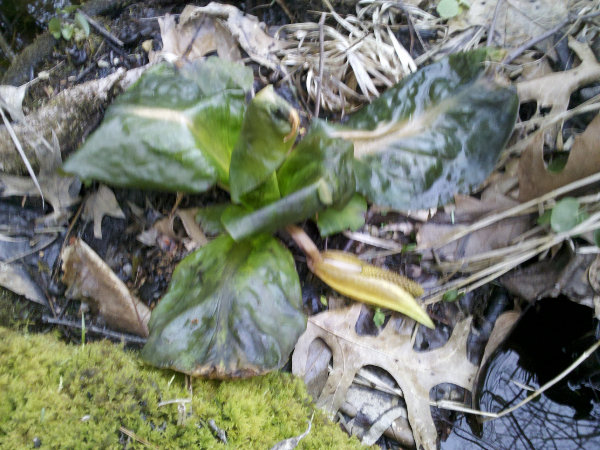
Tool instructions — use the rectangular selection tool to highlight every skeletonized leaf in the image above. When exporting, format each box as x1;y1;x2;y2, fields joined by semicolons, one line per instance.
141;234;306;378
63;58;253;192
334;50;518;210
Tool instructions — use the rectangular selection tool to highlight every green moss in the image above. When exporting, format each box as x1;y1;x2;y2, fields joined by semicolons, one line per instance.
0;327;364;449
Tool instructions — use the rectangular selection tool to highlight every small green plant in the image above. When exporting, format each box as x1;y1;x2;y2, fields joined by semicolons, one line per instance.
49;7;89;42
538;197;588;233
373;308;385;327
437;0;470;19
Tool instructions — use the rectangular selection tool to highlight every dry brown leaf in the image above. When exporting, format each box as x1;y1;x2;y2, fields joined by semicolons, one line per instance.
292;303;477;449
417;195;530;262
518;113;600;200
501;250;596;308
176;3;285;72
0;83;27;122
450;0;566;52
479;310;520;370
61;238;150;337
0;261;47;305
0;132;80;225
82;185;125;239
157;5;241;62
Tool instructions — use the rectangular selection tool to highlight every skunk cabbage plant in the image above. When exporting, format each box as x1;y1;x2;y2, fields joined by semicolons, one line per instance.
63;53;517;378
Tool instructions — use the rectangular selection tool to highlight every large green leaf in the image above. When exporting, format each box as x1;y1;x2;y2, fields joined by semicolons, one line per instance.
229;86;297;203
222;122;355;241
141;234;306;378
62;58;253;192
334;50;518;210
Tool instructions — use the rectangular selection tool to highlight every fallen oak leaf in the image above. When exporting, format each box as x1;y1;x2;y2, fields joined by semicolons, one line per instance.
61;238;150;337
292;303;477;449
518;113;600;201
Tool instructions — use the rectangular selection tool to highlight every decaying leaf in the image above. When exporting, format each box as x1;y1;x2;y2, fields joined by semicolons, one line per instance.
0;262;47;305
501;250;597;308
141;234;306;379
61;238;150;337
334;50;518;210
450;0;566;52
63;58;253;192
0;132;80;225
519;113;600;201
174;3;286;72
417;195;531;264
82;185;125;239
293;303;477;448
158;5;241;62
0;83;27;122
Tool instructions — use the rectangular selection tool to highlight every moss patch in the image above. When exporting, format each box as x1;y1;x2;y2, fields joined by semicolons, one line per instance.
0;327;363;449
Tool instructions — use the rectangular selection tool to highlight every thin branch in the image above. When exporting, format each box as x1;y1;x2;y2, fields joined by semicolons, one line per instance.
487;0;504;47
427;171;600;250
76;9;124;47
0;107;44;206
42;315;147;344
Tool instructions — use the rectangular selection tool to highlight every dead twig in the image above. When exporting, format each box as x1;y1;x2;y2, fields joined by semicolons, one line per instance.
118;426;159;449
42;315;148;344
76;9;124;47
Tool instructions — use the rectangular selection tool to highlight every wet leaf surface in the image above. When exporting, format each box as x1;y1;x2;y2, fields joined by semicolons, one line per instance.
142;234;306;378
63;58;253;192
335;50;518;210
222;122;355;241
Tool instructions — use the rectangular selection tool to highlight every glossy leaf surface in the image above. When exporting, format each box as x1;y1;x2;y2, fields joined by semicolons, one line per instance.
336;50;518;210
63;58;253;192
222;122;355;241
141;234;306;378
229;86;298;203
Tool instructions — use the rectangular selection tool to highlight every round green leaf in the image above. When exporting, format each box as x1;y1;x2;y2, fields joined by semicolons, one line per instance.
141;234;306;378
550;197;581;232
437;0;460;19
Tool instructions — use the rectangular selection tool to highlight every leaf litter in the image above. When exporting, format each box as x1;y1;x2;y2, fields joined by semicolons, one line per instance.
3;1;600;449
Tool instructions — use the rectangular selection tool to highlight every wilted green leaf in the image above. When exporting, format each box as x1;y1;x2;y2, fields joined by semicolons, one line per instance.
49;17;62;39
222;122;355;241
229;86;297;203
74;12;90;37
63;58;253;192
141;234;306;378
335;50;518;210
317;193;367;237
550;197;581;232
